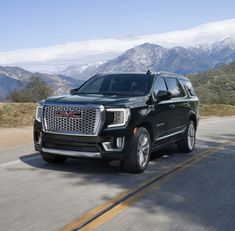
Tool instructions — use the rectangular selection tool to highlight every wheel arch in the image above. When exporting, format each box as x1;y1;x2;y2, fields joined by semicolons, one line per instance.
136;121;154;144
188;111;197;130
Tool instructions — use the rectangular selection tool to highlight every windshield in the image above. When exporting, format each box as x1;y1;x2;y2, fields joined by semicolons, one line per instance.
77;74;154;96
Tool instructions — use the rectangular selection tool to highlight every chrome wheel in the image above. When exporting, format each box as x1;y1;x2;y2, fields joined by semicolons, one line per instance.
137;133;150;168
187;123;195;150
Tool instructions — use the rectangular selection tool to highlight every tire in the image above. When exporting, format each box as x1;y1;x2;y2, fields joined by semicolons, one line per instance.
40;152;67;164
178;120;196;153
121;127;151;173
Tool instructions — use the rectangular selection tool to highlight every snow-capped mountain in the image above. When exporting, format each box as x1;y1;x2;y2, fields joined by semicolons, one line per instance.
1;18;235;71
70;36;235;79
0;66;32;81
1;36;235;101
59;64;91;78
0;67;83;100
59;62;103;79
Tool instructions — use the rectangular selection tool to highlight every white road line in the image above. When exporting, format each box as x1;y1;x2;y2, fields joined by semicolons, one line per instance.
0;156;40;167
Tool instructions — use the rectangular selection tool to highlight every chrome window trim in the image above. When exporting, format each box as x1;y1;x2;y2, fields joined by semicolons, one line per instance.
157;97;198;105
42;104;105;136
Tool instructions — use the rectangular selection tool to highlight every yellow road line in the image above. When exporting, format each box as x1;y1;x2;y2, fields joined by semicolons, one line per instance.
60;140;234;231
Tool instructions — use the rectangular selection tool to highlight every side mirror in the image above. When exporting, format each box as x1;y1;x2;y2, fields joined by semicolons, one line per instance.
155;90;172;102
70;88;78;95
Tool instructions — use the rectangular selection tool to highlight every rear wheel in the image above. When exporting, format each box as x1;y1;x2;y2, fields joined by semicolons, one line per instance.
121;127;151;173
40;152;67;164
178;120;196;153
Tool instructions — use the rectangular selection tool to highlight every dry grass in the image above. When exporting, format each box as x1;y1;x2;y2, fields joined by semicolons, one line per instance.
0;103;235;128
200;104;235;117
0;103;36;128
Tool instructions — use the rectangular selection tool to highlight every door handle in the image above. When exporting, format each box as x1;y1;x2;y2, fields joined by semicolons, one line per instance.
169;104;175;109
184;103;190;108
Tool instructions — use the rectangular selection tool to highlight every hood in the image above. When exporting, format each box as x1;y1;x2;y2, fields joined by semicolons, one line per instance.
44;94;147;108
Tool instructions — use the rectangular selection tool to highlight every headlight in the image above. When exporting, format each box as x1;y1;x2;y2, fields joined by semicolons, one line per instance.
35;104;43;122
106;108;130;127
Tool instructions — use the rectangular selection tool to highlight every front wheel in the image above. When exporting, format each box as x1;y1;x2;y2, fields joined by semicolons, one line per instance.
121;127;151;173
40;152;67;164
178;120;196;153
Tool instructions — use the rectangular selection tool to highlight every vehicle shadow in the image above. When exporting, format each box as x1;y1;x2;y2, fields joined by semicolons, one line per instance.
19;145;177;175
19;134;235;176
18;136;234;186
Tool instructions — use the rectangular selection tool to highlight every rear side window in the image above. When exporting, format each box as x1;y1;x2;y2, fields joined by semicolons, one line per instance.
165;77;185;98
180;80;197;96
153;77;167;93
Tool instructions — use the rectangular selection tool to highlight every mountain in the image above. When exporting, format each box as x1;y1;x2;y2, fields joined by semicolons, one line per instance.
0;75;25;100
1;19;234;70
188;61;235;105
96;37;235;75
61;36;235;81
59;64;91;78
59;62;103;80
0;66;33;81
1;36;235;102
0;66;83;101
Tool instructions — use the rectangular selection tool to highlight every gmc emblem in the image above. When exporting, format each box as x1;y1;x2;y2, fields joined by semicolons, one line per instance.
55;110;81;118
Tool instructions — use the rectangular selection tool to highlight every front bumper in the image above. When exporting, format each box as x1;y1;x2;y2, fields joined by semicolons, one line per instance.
34;120;133;160
41;147;101;158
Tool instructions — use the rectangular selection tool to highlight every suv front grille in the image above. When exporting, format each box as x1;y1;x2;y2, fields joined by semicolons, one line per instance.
43;105;102;136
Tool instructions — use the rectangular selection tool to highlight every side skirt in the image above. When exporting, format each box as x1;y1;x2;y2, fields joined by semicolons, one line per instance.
151;136;182;152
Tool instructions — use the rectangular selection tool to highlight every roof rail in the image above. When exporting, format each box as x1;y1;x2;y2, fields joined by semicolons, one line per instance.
157;71;184;77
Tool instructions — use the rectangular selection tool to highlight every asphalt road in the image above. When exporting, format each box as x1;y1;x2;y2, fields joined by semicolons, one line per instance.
0;117;235;231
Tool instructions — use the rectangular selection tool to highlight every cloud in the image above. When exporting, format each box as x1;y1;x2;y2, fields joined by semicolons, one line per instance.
0;18;235;71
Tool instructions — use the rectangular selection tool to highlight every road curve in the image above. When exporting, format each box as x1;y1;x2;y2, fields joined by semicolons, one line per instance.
0;116;235;231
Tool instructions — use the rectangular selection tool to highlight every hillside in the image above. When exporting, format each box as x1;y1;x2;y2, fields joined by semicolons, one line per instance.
188;61;235;105
0;66;83;100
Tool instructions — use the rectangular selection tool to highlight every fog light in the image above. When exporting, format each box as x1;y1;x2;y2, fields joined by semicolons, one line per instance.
102;137;125;151
116;137;123;149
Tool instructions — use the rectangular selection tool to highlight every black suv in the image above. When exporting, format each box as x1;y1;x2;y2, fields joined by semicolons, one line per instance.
34;71;199;173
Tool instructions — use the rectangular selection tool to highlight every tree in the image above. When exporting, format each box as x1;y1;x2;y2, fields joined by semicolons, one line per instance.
8;77;53;102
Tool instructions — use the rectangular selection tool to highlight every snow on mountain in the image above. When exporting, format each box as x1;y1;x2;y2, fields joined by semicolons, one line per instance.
0;66;83;100
58;62;103;79
59;64;91;77
0;18;235;71
1;35;235;101
89;36;235;76
0;66;32;81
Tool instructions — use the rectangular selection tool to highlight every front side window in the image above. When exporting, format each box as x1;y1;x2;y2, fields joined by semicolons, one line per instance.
77;74;154;96
165;77;185;98
153;77;168;94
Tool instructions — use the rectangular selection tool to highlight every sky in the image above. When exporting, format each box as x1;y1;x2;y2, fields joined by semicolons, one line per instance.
0;0;235;71
1;0;235;51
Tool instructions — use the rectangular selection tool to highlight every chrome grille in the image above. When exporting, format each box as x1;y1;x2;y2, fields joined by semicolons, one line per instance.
43;105;102;135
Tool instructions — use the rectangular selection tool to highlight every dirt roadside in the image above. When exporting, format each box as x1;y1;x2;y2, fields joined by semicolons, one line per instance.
0;126;33;151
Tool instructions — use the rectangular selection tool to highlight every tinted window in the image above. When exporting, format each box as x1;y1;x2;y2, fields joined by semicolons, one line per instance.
165;78;185;98
77;74;154;96
180;80;197;96
153;77;167;93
